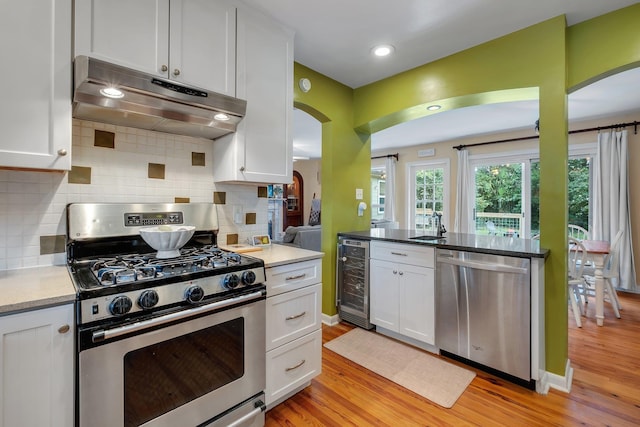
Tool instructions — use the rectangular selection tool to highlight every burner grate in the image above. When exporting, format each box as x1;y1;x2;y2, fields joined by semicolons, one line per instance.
88;245;246;286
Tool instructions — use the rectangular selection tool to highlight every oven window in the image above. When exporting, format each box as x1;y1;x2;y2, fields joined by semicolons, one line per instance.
124;317;244;426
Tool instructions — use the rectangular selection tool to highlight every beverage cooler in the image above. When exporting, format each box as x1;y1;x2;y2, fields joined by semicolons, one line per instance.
336;238;373;329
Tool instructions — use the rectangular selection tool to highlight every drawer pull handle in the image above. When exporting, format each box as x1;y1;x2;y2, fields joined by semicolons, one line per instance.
58;324;70;334
285;273;306;281
285;359;306;372
286;311;307;320
391;252;408;256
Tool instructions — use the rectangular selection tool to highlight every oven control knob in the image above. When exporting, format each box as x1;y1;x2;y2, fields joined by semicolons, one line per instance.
109;295;133;316
223;273;240;289
185;285;205;303
138;290;159;309
242;270;257;285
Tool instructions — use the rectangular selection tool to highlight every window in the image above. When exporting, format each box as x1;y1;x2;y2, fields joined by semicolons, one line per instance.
371;167;386;220
408;160;449;232
466;144;595;238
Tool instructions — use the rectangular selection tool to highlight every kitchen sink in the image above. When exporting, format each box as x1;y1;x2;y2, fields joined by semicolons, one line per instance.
409;235;446;242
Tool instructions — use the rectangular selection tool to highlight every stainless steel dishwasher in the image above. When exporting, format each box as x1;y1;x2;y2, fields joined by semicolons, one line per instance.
436;249;532;386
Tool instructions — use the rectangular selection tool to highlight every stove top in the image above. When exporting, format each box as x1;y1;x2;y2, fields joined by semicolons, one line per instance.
74;245;254;290
66;203;266;325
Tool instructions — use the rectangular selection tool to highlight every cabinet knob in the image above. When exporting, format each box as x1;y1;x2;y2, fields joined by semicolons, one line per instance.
399;271;404;276
58;324;70;334
393;270;397;274
161;64;168;72
173;68;181;76
239;166;246;172
57;148;68;156
341;257;347;262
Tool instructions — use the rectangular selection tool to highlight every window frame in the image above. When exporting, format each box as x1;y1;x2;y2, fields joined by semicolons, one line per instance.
406;158;450;232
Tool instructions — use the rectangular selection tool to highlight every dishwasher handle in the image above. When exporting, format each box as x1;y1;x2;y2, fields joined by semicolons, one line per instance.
437;254;528;275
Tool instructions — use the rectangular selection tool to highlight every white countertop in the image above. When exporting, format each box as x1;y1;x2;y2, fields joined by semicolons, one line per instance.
0;245;323;315
0;266;76;315
239;244;324;267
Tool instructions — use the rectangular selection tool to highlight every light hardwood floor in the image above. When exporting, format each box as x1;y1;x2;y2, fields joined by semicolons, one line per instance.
266;292;640;426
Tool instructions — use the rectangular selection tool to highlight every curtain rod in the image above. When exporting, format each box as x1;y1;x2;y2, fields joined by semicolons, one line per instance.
453;120;639;151
371;153;399;160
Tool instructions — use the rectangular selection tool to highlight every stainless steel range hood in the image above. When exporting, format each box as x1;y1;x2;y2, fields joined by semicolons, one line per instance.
73;56;246;140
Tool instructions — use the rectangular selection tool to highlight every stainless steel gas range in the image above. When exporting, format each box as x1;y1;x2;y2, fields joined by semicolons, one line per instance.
66;203;266;427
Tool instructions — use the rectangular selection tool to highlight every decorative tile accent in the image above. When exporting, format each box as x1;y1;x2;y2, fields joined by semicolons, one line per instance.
94;130;115;148
227;234;239;245
213;192;226;204
245;213;257;224
68;166;92;184
148;163;165;179
40;235;66;255
174;197;190;203
192;152;206;166
257;186;268;198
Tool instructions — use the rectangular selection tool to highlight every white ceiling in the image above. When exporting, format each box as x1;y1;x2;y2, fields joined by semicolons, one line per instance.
239;0;640;159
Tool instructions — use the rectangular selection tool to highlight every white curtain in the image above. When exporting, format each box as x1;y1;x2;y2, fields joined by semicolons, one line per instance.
383;155;396;223
454;148;471;233
593;129;637;291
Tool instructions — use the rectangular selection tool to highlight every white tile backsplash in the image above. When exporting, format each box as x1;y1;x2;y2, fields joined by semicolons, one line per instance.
0;119;268;270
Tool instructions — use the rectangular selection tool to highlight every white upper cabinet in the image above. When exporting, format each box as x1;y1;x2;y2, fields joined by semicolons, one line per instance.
213;5;293;184
0;0;72;170
75;0;236;96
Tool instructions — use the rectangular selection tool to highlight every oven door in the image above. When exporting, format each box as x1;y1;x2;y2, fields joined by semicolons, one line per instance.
78;292;266;427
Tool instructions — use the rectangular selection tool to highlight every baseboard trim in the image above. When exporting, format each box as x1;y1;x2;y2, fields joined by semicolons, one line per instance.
537;359;573;394
322;313;340;326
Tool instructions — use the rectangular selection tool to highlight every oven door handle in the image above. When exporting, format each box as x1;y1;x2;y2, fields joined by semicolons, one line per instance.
92;290;265;343
226;400;266;427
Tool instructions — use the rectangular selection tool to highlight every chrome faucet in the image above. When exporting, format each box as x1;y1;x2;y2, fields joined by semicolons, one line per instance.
431;211;447;237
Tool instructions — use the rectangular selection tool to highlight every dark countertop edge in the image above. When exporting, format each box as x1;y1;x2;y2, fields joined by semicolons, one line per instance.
338;231;549;259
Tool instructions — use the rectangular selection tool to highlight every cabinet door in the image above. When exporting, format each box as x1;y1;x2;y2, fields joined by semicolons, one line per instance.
266;283;321;351
265;329;321;407
213;7;293;184
169;0;236;95
0;304;74;426
399;264;435;344
75;0;169;77
0;0;71;170
369;259;399;331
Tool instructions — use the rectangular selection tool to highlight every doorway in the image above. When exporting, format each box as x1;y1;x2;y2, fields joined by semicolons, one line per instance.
284;171;304;228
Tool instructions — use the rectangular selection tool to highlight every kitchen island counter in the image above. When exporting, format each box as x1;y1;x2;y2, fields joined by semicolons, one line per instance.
0;266;75;314
338;229;548;259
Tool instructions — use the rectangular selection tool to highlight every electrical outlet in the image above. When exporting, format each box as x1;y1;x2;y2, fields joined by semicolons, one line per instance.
356;188;363;199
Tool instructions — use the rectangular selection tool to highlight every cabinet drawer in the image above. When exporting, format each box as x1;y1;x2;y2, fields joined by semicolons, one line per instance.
370;241;434;268
265;329;322;406
266;259;322;296
266;283;322;351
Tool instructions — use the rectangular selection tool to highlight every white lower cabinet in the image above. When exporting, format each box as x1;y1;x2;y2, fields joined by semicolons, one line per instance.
266;329;322;406
265;258;322;407
0;304;74;427
370;241;435;345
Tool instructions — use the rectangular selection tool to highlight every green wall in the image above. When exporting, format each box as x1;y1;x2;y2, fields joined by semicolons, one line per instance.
294;3;640;377
293;64;371;316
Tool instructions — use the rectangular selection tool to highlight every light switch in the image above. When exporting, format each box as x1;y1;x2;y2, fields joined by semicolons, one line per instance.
356;188;363;200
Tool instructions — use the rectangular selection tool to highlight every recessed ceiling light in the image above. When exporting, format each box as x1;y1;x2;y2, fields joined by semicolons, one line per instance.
427;105;441;111
100;87;124;99
214;113;230;121
371;44;395;57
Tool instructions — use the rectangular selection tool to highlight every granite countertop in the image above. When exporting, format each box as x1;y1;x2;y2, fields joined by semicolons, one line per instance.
246;244;324;267
338;229;548;259
0;266;76;315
